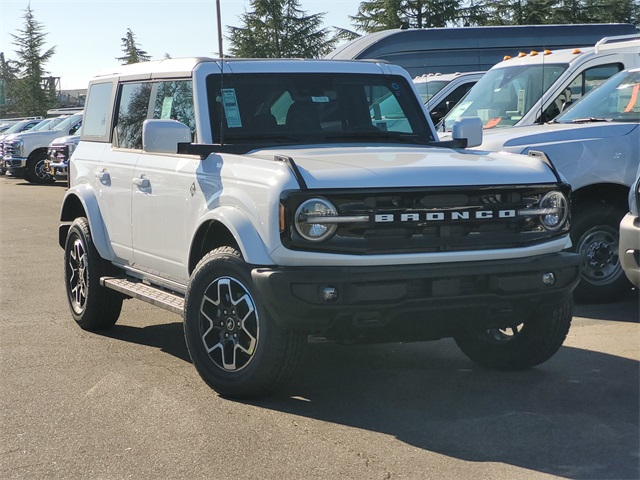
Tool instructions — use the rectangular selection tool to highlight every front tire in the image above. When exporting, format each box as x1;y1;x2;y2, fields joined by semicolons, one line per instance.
64;217;123;330
26;154;55;184
184;247;306;399
571;204;630;303
454;300;572;370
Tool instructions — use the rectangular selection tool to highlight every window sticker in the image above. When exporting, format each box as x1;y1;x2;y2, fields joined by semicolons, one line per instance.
222;88;242;128
161;97;174;118
312;96;329;103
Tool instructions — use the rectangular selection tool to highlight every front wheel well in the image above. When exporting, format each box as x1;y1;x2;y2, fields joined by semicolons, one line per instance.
58;194;87;248
572;183;629;214
28;147;48;161
188;221;239;275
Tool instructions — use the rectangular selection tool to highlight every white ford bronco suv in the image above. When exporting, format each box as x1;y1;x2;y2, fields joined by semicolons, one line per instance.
59;58;580;398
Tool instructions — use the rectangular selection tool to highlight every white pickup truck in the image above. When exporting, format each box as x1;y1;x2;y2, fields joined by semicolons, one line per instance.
440;34;640;133
59;57;580;398
3;112;82;183
477;67;640;302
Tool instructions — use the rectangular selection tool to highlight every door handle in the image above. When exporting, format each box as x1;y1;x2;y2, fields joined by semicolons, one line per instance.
133;176;150;189
95;169;110;185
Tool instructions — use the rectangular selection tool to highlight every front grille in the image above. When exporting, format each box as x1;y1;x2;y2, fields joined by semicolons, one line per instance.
48;146;69;163
281;185;571;254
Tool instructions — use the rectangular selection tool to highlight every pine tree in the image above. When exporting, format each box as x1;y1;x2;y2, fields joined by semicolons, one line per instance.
349;0;471;31
10;5;56;116
0;52;19;113
227;0;337;58
116;28;151;64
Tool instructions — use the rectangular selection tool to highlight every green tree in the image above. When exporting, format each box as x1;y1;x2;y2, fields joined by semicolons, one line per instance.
0;52;20;113
227;0;337;58
349;0;490;31
116;28;151;64
480;0;639;25
584;0;640;25
10;5;56;116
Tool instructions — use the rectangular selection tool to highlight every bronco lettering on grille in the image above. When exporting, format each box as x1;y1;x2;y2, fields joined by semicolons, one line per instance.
374;210;517;222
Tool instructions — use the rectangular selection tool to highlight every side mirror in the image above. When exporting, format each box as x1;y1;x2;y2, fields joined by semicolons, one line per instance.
452;116;483;148
142;119;192;154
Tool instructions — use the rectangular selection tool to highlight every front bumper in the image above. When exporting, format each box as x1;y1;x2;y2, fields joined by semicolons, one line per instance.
619;213;640;288
3;156;27;169
252;252;581;341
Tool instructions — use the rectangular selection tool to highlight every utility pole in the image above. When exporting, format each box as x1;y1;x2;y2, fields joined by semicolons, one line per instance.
216;0;224;58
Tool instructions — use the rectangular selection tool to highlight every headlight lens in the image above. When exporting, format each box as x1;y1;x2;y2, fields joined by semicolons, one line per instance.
294;198;338;242
538;191;569;231
14;139;24;156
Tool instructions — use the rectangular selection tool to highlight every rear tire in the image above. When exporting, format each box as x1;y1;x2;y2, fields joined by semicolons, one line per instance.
184;246;306;399
64;217;123;330
454;300;572;370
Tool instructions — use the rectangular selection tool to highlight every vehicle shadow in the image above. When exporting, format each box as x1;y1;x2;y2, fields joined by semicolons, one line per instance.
574;290;639;323
268;340;639;480
98;322;192;363
98;319;639;480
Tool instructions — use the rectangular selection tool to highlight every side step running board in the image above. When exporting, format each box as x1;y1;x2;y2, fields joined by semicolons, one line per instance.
101;276;185;315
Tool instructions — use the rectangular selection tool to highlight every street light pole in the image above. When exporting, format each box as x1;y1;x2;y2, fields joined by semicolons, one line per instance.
216;0;224;58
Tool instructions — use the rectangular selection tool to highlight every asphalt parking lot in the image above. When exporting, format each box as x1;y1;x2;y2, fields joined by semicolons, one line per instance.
1;175;638;480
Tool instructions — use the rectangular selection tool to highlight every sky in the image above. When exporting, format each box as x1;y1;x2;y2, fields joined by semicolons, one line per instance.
0;0;364;90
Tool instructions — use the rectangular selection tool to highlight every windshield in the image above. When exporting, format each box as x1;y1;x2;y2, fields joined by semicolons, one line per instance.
54;114;82;131
4;119;36;134
207;73;433;145
413;80;450;103
33;118;63;131
443;63;568;130
556;70;640;123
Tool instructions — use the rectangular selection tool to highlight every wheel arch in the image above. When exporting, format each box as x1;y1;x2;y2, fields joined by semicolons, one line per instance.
572;182;629;214
27;147;48;161
188;207;274;275
58;186;116;261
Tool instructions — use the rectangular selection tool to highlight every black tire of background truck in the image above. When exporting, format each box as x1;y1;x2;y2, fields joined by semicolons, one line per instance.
454;299;572;370
184;246;306;399
571;204;631;303
64;217;123;330
25;154;55;184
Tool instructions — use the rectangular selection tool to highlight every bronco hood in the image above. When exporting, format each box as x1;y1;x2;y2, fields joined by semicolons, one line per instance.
249;144;558;189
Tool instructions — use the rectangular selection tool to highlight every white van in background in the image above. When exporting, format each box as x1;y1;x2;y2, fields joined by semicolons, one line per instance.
440;34;640;133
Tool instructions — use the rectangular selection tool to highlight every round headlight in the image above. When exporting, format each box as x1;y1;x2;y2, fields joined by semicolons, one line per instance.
539;191;569;231
294;198;338;242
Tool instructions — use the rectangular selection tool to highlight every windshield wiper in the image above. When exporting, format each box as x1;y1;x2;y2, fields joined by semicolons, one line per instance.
569;117;613;123
223;133;302;143
324;132;427;144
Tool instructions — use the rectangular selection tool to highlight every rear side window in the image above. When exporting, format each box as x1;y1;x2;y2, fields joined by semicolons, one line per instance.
82;82;113;139
115;82;152;149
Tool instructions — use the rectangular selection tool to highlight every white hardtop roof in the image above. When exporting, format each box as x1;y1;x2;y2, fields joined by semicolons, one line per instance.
90;57;408;82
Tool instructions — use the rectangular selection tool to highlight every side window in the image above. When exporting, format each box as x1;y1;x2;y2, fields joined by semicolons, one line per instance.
69;120;82;135
430;83;475;123
83;82;113;139
541;63;623;123
153;80;195;136
115;82;152;149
